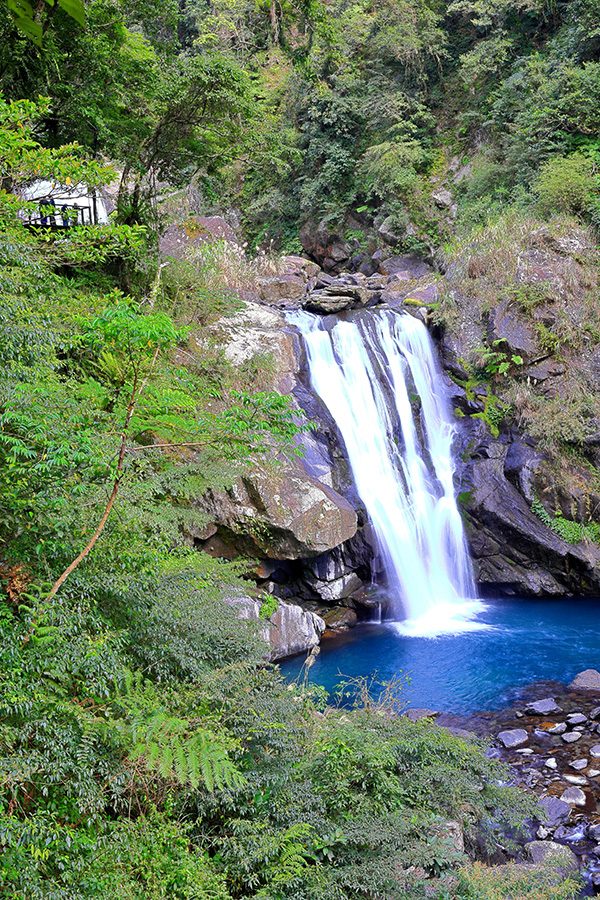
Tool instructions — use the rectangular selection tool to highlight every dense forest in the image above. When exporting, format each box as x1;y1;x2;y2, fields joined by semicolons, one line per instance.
0;0;598;895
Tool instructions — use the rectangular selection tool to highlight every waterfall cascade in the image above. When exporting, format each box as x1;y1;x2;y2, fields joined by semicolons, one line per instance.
291;308;483;637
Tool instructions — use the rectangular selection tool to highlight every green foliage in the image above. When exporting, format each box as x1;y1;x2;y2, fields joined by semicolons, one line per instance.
475;340;524;378
532;496;600;544
534;153;600;218
457;860;581;898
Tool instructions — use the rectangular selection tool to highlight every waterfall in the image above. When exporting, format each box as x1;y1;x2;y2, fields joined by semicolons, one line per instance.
291;308;483;637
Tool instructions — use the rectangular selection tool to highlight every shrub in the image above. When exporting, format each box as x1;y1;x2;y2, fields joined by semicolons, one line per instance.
534;154;599;218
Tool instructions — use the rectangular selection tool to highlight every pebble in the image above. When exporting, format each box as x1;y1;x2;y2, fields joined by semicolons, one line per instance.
545;757;558;769
562;731;583;743
548;722;567;734
560;786;587;806
590;706;600;720
588;823;600;841
516;748;534;755
525;698;561;716
589;769;600;777
566;712;588;726
498;728;528;749
564;774;587;785
590;745;600;758
569;758;588;770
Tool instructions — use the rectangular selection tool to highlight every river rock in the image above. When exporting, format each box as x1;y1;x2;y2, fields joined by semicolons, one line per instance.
560;786;587;806
571;669;600;691
545;758;558;770
525;840;578;873
539;795;571;826
498;728;528;749
564;774;587;785
570;759;588;770
526;698;561;715
548;722;568;734
590;744;600;758
562;731;582;743
566;712;587;725
588;823;600;841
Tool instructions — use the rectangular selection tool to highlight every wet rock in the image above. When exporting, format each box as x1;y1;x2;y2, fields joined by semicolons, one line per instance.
549;722;568;734
545;758;558;770
525;840;578;873
564;774;588;785
498;728;528;748
566;712;588;726
304;572;363;603
560;786;587;806
526;698;561;715
570;759;589;770
562;731;583;743
590;745;600;758
322;606;358;630
588;823;600;841
539;795;571;827
571;670;600;691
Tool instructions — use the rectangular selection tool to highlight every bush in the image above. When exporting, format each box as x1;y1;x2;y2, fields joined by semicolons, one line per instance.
534;153;599;217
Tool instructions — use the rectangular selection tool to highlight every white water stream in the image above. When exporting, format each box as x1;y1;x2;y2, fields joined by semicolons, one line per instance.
291;309;484;637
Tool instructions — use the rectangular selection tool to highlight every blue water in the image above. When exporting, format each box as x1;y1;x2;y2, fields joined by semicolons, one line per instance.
280;599;600;714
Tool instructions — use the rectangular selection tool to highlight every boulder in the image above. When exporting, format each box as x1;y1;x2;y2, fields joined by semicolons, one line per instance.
196;462;358;560
305;572;363;603
498;728;528;748
560;786;587;806
539;795;571;827
230;594;325;661
206;301;298;392
431;187;453;209
377;254;432;279
525;840;578;873
304;283;370;314
570;669;600;691
258;274;306;304
525;698;561;715
323;606;358;630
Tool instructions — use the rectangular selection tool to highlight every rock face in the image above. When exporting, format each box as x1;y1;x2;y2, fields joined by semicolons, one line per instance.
230;594;325;661
196;463;358;560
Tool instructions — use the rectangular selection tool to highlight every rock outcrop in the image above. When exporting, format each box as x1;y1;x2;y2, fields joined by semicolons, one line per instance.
195;464;358;560
229;593;325;660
